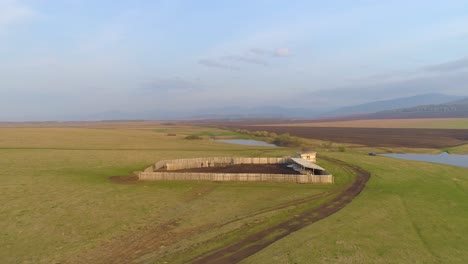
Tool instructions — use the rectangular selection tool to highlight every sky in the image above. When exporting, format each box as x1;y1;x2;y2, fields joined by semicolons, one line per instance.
1;0;468;121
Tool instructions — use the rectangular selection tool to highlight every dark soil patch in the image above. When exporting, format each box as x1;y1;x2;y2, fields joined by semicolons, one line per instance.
109;176;138;184
231;126;468;148
160;164;300;175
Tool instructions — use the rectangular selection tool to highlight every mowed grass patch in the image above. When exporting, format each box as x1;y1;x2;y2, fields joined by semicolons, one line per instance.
0;126;342;263
242;152;468;264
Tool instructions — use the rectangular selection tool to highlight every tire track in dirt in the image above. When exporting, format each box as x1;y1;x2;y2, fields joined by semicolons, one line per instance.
71;191;332;264
85;157;367;264
211;191;331;230
66;220;183;264
190;157;370;264
73;181;328;263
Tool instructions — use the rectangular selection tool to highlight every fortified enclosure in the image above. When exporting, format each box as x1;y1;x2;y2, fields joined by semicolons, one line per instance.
138;153;333;184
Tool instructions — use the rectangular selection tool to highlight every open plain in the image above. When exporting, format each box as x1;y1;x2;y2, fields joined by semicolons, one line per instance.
4;1;468;263
1;122;467;263
0;124;351;263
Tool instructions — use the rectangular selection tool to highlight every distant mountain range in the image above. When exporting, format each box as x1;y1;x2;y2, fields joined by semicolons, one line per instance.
76;93;467;121
186;106;319;119
80;106;323;121
321;93;463;117
367;97;468;119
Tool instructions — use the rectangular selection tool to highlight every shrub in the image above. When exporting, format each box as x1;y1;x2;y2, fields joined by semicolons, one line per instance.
253;130;269;137
272;133;303;147
185;135;202;140
301;146;315;152
338;146;346;152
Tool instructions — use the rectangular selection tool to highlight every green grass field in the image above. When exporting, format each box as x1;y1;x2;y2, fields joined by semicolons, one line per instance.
243;152;468;263
1;125;467;263
0;126;349;263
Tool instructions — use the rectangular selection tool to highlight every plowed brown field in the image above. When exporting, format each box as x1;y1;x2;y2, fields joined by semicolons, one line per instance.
231;126;468;148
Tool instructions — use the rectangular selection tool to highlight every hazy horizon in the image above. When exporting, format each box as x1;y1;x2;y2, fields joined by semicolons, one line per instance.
2;0;468;121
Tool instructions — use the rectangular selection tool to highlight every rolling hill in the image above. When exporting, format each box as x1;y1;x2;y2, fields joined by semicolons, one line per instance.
370;97;468;118
321;93;463;117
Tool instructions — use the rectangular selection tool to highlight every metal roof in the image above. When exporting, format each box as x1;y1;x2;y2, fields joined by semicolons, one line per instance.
290;158;326;171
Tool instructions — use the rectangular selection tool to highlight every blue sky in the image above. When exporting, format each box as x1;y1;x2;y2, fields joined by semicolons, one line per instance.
1;0;468;120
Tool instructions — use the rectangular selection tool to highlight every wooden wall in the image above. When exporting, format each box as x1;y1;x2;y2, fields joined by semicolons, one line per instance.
138;172;334;184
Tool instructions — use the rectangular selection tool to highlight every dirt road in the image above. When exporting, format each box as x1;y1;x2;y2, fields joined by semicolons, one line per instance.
75;157;369;264
190;157;370;264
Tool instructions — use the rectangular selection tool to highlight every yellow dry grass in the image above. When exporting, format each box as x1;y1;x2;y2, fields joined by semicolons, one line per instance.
0;124;344;263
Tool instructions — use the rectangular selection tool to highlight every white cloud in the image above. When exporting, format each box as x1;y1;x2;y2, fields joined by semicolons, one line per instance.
302;57;468;106
274;48;291;57
222;55;268;66
199;47;290;71
425;57;468;72
0;0;36;31
198;59;240;71
142;78;203;93
250;47;292;57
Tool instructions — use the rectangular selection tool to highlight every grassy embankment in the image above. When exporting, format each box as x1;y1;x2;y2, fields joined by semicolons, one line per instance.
446;143;468;154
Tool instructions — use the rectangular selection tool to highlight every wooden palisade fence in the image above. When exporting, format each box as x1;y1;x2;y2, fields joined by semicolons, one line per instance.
139;157;333;184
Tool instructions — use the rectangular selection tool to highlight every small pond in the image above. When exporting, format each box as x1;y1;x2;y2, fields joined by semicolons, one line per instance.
214;139;277;147
381;152;468;168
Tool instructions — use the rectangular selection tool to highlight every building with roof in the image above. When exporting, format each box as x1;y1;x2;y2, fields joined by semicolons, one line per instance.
288;157;330;175
296;152;316;163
